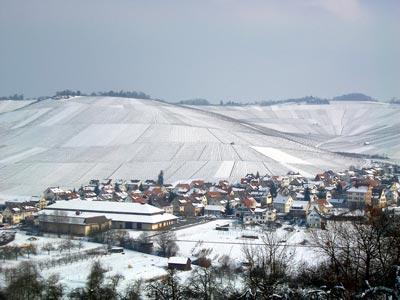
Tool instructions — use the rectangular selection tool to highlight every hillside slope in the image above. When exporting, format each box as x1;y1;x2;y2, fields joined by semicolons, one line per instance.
0;97;391;197
206;102;400;160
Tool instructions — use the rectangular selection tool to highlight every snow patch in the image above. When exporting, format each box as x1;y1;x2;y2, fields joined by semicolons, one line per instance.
251;146;310;165
214;161;234;178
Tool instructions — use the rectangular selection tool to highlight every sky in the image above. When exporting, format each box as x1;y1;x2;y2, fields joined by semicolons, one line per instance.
0;0;399;102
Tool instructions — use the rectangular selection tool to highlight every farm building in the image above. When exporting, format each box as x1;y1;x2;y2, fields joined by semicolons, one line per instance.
38;200;178;230
168;257;191;271
37;212;111;236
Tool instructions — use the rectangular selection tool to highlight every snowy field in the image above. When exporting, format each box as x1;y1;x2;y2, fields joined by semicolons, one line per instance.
175;220;319;267
0;220;320;293
1;97;398;198
0;100;36;114
0;230;169;292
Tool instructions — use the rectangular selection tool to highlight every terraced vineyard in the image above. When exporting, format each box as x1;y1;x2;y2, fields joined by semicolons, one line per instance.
0;96;399;198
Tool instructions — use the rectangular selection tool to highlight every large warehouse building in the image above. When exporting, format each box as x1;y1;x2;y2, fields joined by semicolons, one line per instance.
38;199;178;231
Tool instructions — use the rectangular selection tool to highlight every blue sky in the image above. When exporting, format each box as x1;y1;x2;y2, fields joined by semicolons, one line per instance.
0;0;399;102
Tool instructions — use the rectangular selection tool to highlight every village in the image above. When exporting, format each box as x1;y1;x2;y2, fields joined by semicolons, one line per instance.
1;161;400;298
1;162;400;234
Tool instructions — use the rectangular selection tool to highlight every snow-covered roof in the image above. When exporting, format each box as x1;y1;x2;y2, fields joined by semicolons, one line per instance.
205;205;225;212
38;212;109;225
168;257;189;265
38;209;177;224
45;199;166;215
291;201;309;210
330;198;345;204
347;186;369;193
273;194;291;204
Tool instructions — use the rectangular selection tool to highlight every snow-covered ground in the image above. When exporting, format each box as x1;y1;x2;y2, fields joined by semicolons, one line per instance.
0;220;320;293
1;97;398;198
0;230;168;292
175;220;320;267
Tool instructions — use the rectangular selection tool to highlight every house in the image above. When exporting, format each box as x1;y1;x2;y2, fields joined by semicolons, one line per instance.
2;204;38;225
316;198;333;214
385;189;398;205
307;206;324;228
168;257;191;271
370;187;386;209
38;212;111;236
39;200;178;231
329;198;347;208
204;205;225;216
174;184;190;195
126;180;142;191
153;200;174;215
183;201;204;217
346;185;372;209
289;200;310;219
243;208;277;224
171;197;187;215
273;193;293;214
43;187;65;201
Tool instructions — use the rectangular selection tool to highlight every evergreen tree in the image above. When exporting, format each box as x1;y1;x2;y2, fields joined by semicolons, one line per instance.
225;200;233;216
269;182;277;198
304;187;311;202
157;170;164;186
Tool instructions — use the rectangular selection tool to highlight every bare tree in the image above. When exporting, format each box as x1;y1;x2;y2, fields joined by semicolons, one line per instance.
122;280;143;300
42;274;64;300
68;260;122;300
146;269;185;300
5;261;44;300
155;231;179;257
241;231;292;298
42;243;55;255
186;267;221;300
312;212;400;294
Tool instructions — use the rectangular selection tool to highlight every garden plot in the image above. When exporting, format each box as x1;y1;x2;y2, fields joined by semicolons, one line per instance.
137;124;220;144
73;163;122;184
198;143;241;161
4;163;64;185
0;185;45;200
68;147;113;163
214;161;235;178
19;148;88;163
97;144;147;163
0;163;32;182
0;100;35;113
172;143;207;161
164;161;209;183
11;108;51;129
206;128;248;145
233;145;277;162
111;162;173;181
2;124;86;148
0;110;42;129
39;163;98;187
0;147;47;164
63;124;131;147
190;161;225;181
130;143;182;162
67;105;133;125
38;104;84;127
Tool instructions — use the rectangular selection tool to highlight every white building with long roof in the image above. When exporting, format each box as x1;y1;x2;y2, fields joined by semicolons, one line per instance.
39;199;178;230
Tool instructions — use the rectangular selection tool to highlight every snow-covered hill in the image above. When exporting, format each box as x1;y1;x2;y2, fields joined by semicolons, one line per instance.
0;97;397;198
